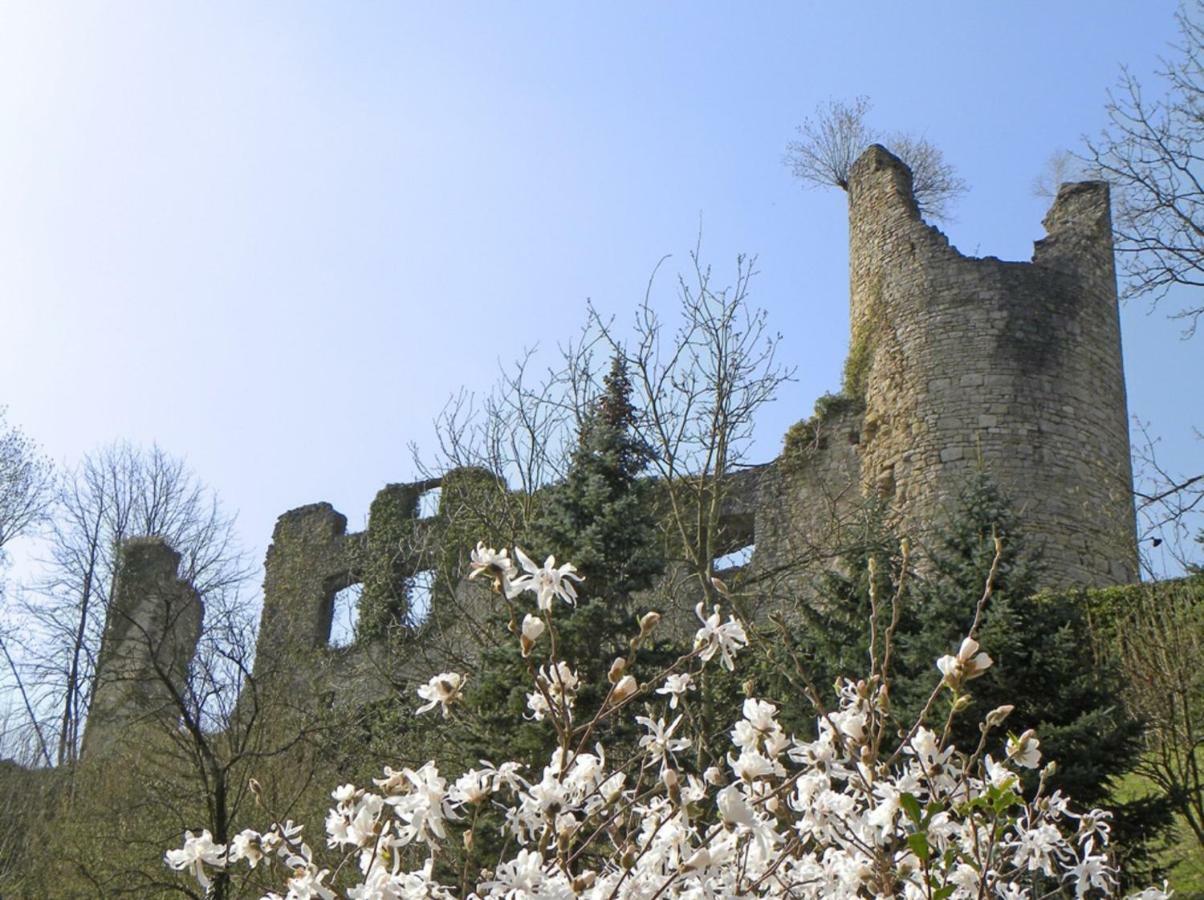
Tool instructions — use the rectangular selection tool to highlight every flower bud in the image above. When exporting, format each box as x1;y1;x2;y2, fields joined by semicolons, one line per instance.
612;674;638;702
638;611;661;636
608;657;627;684
520;614;545;657
572;873;596;892
985;704;1014;728
620;844;638;869
704;766;725;786
662;767;680;804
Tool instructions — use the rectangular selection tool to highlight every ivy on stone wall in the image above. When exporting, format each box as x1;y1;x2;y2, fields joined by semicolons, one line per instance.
354;484;421;641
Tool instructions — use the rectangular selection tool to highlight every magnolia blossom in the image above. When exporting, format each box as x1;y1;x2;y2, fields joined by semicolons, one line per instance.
164;829;225;888
167;544;1169;900
657;672;695;709
936;635;994;686
527;661;579;721
415;671;467;717
229;828;263;867
636;714;691;766
693;602;749;670
1007;728;1042;768
508;546;582;610
468;542;518;593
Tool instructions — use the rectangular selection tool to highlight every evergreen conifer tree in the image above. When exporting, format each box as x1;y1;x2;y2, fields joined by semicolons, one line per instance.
450;354;672;813
532;353;661;601
894;472;1172;884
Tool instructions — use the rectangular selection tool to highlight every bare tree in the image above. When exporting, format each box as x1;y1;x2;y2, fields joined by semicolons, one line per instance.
1092;579;1204;853
411;245;792;654
785;96;968;221
1084;2;1204;334
0;407;53;560
784;97;876;193
1131;419;1204;577
0;410;54;767
21;443;249;766
592;247;795;607
1031;149;1086;199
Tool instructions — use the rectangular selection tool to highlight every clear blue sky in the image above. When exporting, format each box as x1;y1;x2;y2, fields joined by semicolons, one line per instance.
1;1;1200;587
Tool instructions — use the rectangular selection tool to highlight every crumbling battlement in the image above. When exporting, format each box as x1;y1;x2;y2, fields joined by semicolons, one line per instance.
86;145;1140;726
844;145;1137;585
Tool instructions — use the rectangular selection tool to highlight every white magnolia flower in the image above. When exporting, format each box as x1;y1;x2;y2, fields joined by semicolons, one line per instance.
228;828;263;868
936;636;993;686
468;542;517;589
509;547;582;610
693;602;749;670
636;714;690;765
415;672;467;717
165;830;226;889
1007;729;1041;769
657;672;695;709
527;661;579;721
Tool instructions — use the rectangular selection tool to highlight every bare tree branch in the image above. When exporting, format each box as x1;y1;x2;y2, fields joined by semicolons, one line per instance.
1083;2;1204;334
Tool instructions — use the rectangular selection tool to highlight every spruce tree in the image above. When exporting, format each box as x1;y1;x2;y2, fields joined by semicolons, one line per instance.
454;353;670;771
423;355;673;875
894;472;1171;884
532;353;661;601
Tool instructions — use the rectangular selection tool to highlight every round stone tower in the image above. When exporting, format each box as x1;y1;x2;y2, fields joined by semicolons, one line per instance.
846;145;1137;586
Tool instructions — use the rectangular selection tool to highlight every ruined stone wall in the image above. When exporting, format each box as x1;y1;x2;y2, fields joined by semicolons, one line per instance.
250;473;493;707
746;403;864;603
81;539;203;760
84;146;1143;730
845;145;1138;586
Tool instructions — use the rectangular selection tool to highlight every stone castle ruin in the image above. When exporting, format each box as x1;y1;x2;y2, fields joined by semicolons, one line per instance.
80;145;1139;758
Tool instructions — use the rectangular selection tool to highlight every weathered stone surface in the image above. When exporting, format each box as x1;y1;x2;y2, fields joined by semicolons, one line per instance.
81;538;202;760
844;145;1137;586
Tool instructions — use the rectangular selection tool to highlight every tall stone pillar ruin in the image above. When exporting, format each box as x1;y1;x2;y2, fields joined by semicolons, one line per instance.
80;538;203;760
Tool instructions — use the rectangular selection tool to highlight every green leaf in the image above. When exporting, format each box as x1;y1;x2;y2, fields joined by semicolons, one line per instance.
906;831;930;860
900;792;923;826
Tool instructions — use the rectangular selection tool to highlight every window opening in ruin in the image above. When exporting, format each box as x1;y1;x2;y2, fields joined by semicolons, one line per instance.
409;570;435;626
329;583;362;647
713;543;755;572
418;487;442;518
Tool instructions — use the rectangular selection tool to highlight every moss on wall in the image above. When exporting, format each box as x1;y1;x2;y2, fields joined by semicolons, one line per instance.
843;271;884;400
782;391;864;470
